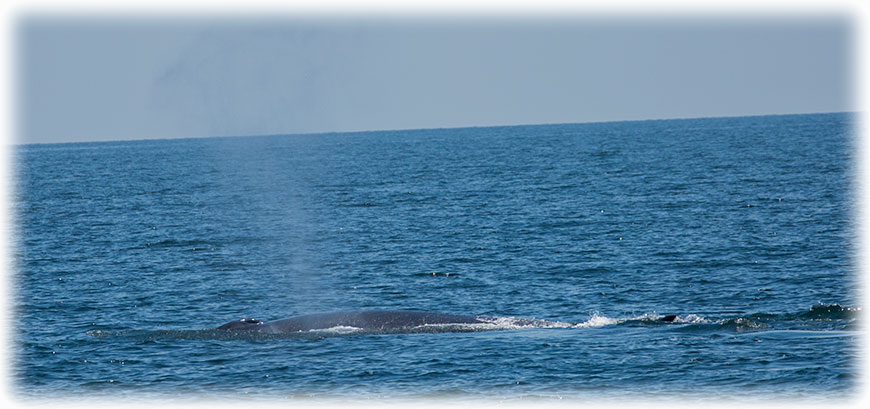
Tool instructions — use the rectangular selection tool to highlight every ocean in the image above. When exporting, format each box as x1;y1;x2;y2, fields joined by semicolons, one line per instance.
12;112;860;403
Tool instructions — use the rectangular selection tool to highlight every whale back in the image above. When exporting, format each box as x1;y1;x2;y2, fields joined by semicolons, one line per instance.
215;318;264;331
217;311;484;333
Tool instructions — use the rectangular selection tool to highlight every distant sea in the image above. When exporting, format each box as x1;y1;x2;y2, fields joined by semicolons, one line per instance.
13;113;859;402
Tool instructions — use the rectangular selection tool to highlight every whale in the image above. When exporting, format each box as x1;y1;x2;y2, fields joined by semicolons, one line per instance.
216;310;487;334
215;310;681;334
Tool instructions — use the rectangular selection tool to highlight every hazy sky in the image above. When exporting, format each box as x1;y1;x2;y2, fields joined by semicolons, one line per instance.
17;15;854;144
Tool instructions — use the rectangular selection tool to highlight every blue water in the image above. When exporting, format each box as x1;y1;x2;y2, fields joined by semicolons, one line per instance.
13;113;860;402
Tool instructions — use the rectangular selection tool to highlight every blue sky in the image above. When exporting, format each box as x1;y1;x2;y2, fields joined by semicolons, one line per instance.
17;15;854;144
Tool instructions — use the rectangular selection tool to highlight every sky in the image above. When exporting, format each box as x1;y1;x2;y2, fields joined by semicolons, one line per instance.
16;14;855;144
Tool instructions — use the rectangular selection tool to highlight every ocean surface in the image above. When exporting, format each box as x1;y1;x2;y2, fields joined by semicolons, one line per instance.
12;112;861;403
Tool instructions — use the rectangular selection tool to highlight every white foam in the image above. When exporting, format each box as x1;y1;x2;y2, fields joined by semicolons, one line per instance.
307;325;365;334
478;316;574;330
674;314;709;324
572;313;620;328
569;312;711;328
633;312;662;321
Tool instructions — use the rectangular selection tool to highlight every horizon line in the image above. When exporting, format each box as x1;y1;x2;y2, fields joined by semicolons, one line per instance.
15;110;855;146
